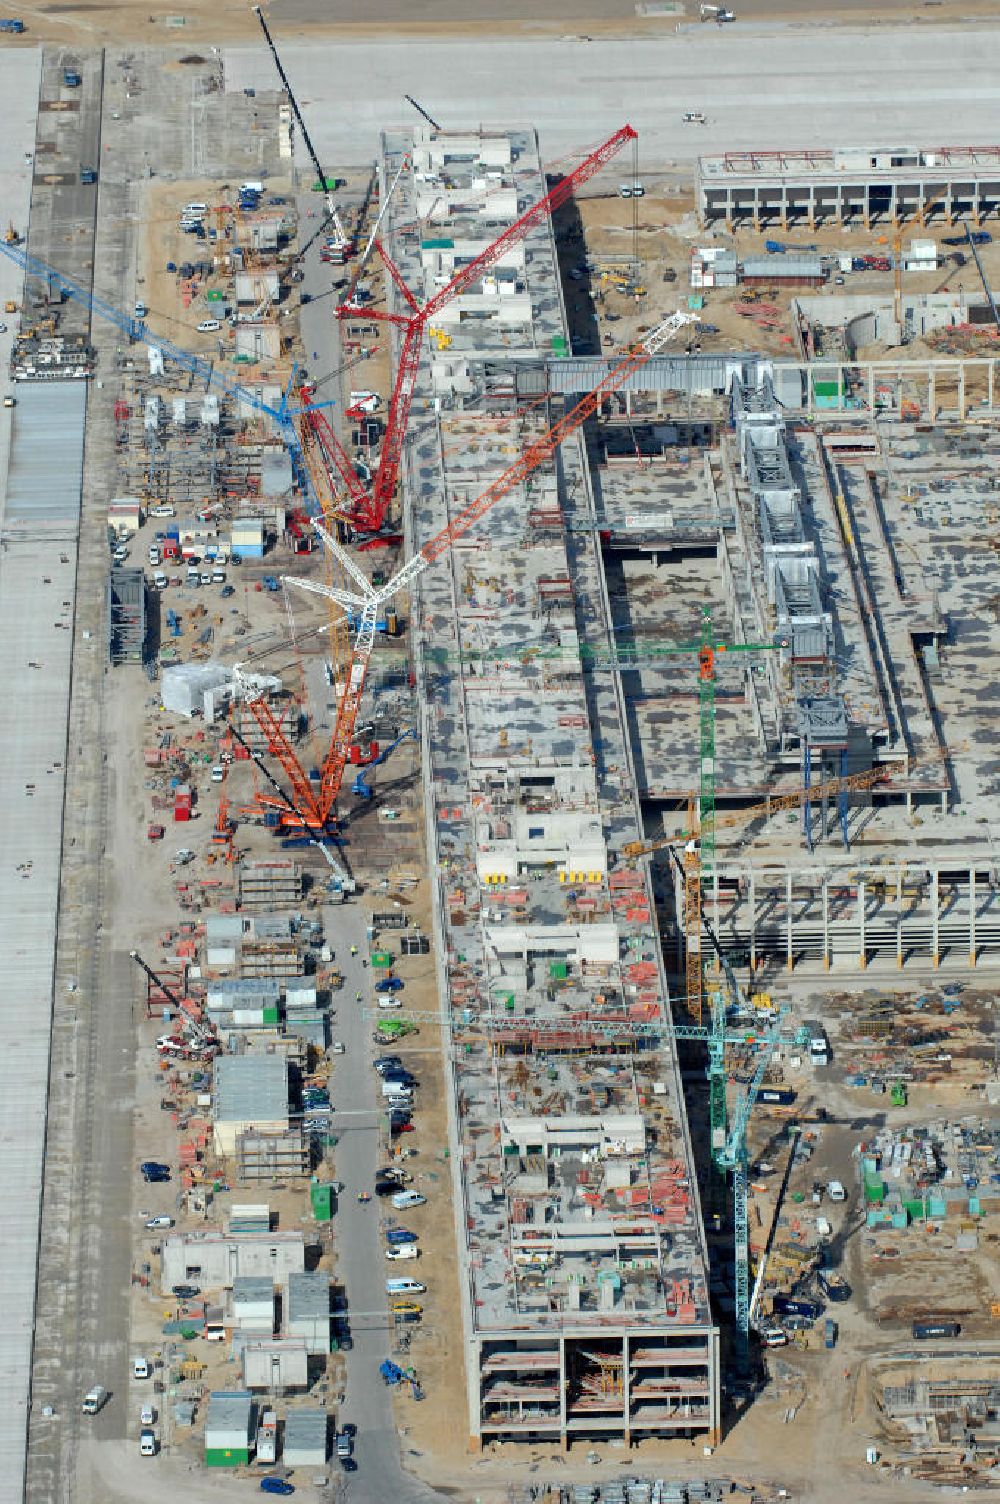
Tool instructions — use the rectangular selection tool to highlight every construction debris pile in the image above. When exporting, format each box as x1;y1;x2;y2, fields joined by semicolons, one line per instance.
875;1368;1000;1489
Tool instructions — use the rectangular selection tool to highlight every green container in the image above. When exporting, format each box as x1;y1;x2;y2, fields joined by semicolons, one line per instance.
864;1174;885;1203
205;1447;249;1468
812;379;839;397
421;237;455;250
311;1182;334;1222
551;335;568;358
549;961;568;980
262;1006;279;1026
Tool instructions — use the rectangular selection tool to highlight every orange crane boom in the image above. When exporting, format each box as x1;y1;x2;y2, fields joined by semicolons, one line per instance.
273;311;696;829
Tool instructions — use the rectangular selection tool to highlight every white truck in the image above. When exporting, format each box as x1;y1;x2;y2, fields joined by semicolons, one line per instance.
256;1408;277;1463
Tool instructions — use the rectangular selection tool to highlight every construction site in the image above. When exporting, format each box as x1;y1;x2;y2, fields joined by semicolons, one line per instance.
0;12;997;1504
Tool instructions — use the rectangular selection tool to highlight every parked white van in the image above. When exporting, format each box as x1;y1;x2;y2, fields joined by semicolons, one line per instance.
391;1190;426;1210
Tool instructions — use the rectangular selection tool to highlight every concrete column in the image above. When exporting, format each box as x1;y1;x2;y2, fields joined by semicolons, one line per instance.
749;867;757;974
959;364;966;420
928;368;935;418
896;867;903;969
786;869;794;971
559;1336;568;1449
969;866;977;968
469;1337;484;1450
622;1334;631;1444
868;365;875;412
858;878;867;969
931;866;939;968
707;1322;722;1445
989;360;994;412
822;874;830;969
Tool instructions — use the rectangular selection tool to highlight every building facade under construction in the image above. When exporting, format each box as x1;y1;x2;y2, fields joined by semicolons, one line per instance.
696;144;1000;229
382;125;720;1449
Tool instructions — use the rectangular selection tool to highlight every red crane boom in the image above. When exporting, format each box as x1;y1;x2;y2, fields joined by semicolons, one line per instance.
339;125;637;538
308;310;693;826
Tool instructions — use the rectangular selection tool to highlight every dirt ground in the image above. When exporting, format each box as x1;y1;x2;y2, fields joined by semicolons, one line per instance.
564;188;1000;369
4;0;999;51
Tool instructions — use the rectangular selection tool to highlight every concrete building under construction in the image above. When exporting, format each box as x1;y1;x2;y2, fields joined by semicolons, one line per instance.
382;123;720;1450
696;144;1000;229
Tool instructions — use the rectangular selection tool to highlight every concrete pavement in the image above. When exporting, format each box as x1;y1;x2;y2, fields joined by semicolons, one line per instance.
225;25;1000;167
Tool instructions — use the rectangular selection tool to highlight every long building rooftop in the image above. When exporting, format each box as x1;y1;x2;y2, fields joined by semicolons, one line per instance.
697;144;1000;181
384;124;713;1352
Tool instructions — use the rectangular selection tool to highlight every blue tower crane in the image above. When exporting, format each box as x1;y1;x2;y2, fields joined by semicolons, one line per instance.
716;1008;788;1361
0;240;337;515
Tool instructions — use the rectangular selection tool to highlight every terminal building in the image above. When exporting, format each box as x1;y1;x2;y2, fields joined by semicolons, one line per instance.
378;123;721;1450
696;144;1000;228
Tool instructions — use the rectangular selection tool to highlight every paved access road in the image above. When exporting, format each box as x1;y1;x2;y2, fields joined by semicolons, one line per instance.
324;903;443;1504
226;24;1000;166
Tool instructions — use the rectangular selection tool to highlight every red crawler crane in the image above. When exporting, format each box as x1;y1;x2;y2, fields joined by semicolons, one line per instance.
333;125;638;539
